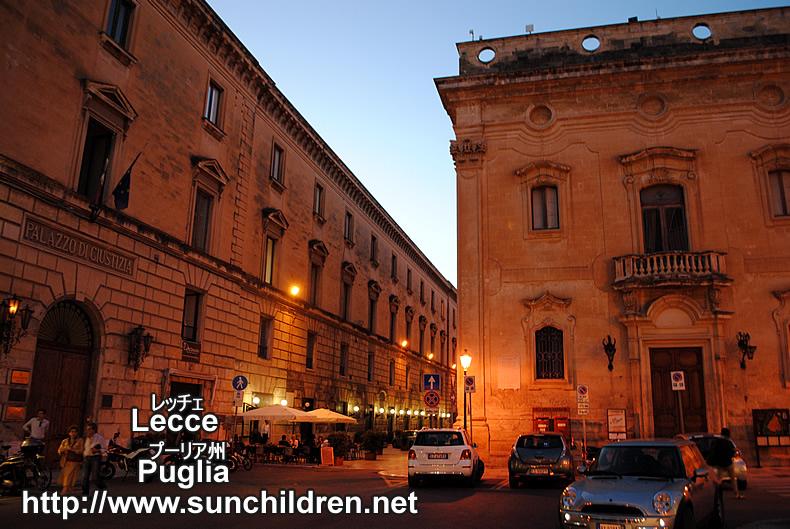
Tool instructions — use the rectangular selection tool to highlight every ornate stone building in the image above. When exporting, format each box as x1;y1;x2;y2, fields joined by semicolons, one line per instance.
437;8;789;465
0;0;456;456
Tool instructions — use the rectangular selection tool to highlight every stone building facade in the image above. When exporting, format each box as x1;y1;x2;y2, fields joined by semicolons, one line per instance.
0;0;457;456
436;8;790;466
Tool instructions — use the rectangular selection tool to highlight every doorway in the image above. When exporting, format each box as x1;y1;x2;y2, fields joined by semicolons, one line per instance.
28;301;96;463
650;347;707;437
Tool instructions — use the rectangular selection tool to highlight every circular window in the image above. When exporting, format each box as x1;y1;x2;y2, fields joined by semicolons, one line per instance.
582;35;601;52
478;47;496;64
692;24;711;40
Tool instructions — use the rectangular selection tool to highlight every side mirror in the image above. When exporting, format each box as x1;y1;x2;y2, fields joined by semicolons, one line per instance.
693;468;709;480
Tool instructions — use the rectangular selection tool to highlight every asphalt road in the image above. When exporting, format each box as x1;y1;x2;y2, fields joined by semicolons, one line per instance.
1;450;788;528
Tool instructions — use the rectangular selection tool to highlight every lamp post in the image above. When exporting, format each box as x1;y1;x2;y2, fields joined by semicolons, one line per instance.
0;295;34;357
460;351;472;431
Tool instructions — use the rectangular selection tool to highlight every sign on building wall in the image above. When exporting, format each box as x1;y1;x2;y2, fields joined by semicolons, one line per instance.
497;355;520;389
607;408;627;440
752;408;790;446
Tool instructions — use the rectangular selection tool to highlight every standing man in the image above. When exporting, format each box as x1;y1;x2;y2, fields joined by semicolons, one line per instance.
22;408;50;441
81;422;107;496
710;427;743;499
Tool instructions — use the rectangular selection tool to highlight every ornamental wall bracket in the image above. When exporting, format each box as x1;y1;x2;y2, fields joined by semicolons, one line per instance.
450;138;487;164
521;291;575;339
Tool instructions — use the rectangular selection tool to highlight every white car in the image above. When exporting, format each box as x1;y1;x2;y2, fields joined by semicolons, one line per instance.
407;428;483;487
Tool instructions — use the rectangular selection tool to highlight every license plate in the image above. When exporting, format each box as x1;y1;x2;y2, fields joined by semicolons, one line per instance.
598;525;624;529
428;453;448;459
530;468;549;474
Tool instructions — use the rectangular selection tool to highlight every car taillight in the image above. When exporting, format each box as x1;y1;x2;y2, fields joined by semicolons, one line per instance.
461;449;471;460
408;450;416;460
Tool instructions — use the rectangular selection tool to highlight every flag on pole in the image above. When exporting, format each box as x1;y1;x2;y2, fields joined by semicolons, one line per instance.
112;151;141;210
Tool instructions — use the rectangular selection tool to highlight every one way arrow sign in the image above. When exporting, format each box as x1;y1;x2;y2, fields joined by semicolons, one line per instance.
424;374;440;391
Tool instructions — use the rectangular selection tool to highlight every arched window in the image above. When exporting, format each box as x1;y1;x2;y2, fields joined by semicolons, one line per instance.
640;184;688;253
535;326;564;379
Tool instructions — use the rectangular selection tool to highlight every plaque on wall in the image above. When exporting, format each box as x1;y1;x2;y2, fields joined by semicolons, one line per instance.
497;355;521;390
10;369;30;385
5;406;25;421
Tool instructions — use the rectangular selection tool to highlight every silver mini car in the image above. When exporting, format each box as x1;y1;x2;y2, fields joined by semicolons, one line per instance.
559;439;723;529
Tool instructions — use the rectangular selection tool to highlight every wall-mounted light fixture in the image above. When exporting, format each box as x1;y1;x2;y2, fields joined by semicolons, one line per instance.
602;335;617;371
737;332;756;370
128;324;154;371
0;295;33;357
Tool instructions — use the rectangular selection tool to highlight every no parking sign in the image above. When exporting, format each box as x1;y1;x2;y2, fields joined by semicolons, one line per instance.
671;371;686;391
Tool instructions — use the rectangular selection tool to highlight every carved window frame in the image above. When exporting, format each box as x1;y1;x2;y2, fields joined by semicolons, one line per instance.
619;147;702;253
772;289;790;387
751;144;790;227
308;240;328;307
517;161;570;239
522;292;576;387
187;158;229;255
261;208;289;286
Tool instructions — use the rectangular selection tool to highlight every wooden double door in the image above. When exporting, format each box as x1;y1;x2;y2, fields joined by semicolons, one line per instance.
650;347;708;437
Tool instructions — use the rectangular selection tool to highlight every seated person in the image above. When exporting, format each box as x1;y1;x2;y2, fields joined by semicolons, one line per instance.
278;435;290;447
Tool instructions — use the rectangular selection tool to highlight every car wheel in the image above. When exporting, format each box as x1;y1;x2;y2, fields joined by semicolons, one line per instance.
508;474;519;489
476;460;485;481
709;489;724;529
407;475;419;488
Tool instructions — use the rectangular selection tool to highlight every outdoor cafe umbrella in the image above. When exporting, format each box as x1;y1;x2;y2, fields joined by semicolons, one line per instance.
306;408;356;424
240;404;318;422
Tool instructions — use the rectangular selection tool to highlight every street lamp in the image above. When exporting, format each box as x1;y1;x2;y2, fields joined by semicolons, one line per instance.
0;295;34;357
460;351;472;431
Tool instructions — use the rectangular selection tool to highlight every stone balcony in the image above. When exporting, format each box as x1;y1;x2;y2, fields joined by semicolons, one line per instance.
613;251;732;290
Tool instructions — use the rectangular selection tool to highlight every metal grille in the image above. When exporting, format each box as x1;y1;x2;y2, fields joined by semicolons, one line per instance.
535;326;564;379
37;300;94;348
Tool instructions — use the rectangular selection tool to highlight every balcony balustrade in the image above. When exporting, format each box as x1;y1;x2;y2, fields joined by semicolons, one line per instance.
613;251;730;288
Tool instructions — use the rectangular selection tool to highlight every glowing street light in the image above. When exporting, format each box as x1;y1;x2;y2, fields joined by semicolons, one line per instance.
290;285;300;296
460;351;472;431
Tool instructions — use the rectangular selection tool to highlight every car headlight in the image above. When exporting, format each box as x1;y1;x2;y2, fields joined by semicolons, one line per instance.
652;491;672;515
561;486;577;509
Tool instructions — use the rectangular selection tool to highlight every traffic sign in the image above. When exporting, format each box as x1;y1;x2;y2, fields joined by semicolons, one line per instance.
233;390;244;407
577;385;589;403
424;390;440;409
464;375;476;393
671;371;686;391
233;375;248;391
424;374;441;391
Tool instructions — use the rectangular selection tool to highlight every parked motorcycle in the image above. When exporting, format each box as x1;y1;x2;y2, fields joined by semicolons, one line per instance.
0;439;52;495
99;432;155;482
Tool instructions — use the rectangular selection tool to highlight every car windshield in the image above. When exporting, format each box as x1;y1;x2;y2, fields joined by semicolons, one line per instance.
592;446;684;478
518;435;563;449
414;432;464;447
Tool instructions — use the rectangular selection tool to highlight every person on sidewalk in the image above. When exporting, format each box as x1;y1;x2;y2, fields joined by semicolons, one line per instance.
58;425;84;495
710;427;742;499
81;422;107;496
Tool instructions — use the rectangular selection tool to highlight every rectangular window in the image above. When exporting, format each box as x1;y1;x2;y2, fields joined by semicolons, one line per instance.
271;144;284;183
106;0;134;47
389;360;395;386
405;319;412;346
192;189;213;251
431;291;435;312
182;290;201;342
340;344;349;376
441;300;445;319
370;234;378;263
419;328;425;356
420;280;425;304
78;118;114;202
368;297;376;334
306;332;316;370
405;366;410;390
341;282;352;321
769;170;790;217
407;268;412;292
313;183;324;217
367;353;374;382
344;212;354;242
391;253;398;280
263;236;276;284
532;186;559;230
309;263;321;305
204;81;223;126
258;316;272;359
389;311;397;343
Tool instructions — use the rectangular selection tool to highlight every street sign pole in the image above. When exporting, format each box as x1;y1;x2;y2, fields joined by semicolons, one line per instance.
463;371;468;431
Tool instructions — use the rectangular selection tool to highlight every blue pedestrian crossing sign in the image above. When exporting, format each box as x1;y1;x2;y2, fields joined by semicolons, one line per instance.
233;375;248;391
423;374;441;391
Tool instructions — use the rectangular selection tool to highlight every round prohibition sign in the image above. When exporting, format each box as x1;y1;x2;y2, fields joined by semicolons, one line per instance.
672;372;683;382
578;386;588;395
424;391;440;407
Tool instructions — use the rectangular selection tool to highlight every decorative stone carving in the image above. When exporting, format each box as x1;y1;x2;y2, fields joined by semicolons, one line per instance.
708;287;722;310
450;139;487;164
623;291;638;313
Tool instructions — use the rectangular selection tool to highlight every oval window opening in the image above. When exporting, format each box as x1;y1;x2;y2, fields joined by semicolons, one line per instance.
582;36;600;52
478;48;496;63
692;24;711;40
